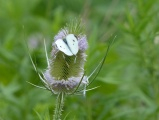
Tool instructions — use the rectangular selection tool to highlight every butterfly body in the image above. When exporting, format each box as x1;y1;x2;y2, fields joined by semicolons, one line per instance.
55;34;79;56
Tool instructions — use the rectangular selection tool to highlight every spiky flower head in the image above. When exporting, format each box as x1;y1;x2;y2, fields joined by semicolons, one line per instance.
43;20;88;94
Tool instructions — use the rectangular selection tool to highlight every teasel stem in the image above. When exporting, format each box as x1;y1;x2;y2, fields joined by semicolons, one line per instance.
53;92;65;120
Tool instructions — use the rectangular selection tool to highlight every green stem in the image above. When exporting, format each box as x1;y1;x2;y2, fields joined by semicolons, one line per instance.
53;92;65;120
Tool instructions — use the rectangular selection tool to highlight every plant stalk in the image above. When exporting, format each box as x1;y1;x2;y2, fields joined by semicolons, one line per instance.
53;92;65;120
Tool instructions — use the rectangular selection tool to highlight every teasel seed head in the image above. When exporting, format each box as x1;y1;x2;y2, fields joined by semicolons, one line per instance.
43;20;88;94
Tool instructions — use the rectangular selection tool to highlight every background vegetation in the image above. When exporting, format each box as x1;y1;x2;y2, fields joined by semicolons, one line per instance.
0;0;159;120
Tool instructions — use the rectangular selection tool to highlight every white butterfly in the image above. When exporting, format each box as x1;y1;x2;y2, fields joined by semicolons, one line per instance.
55;34;79;56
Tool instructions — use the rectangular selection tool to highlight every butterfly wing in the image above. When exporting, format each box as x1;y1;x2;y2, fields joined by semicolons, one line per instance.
66;34;79;55
55;39;73;56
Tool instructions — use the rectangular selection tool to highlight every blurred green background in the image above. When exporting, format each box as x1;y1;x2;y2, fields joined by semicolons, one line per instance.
0;0;159;120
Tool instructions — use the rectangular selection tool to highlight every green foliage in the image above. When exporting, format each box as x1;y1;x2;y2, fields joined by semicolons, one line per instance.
0;0;159;120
